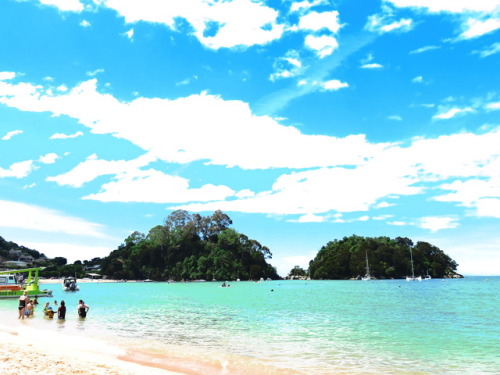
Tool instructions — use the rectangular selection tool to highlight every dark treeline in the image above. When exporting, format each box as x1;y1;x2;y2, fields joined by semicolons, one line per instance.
101;210;280;281
308;235;459;279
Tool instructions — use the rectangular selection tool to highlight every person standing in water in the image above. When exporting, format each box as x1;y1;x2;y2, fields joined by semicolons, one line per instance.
77;300;89;318
58;300;66;320
18;291;28;319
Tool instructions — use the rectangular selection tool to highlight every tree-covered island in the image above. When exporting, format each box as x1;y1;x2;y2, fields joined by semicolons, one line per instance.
2;212;462;281
100;210;280;281
308;235;461;280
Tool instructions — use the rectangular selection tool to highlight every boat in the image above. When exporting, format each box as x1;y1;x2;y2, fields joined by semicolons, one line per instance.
362;250;373;281
424;271;432;280
63;276;79;291
406;248;422;282
0;267;53;298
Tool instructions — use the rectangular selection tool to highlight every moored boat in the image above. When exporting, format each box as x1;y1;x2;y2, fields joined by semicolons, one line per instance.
0;267;53;298
63;276;79;291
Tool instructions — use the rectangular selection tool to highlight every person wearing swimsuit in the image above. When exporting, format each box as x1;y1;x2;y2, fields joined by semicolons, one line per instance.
18;291;28;319
58;300;66;319
77;300;89;318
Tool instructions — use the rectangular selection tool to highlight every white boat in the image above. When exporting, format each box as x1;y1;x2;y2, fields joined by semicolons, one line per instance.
424;271;431;280
362;250;373;281
63;277;79;291
406;248;422;281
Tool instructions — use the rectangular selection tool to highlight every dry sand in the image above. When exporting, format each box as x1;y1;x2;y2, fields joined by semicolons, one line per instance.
0;321;183;375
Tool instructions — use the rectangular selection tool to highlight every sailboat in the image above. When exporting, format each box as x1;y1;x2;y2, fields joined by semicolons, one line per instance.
424;270;432;280
406;248;422;281
362;250;373;281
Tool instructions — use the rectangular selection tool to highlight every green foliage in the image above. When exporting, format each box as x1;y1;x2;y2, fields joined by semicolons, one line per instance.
308;235;459;280
100;210;280;281
288;266;307;277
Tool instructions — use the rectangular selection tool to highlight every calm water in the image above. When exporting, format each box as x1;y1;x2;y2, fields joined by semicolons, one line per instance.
1;277;498;374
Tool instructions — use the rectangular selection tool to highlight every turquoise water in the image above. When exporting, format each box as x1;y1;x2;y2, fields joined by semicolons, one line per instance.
1;277;499;374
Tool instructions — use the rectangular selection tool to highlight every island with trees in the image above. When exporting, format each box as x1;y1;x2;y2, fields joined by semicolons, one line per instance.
307;235;461;280
2;212;462;281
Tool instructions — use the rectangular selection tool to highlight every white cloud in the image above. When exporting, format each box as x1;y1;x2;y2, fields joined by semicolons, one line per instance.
124;28;134;40
475;198;500;218
294;213;326;223
361;63;383;69
385;0;498;14
388;115;402;121
2;130;23;140
38;153;59;164
176;128;500;216
87;69;104;77
0;71;16;80
435;178;500;218
47;153;155;188
38;0;84;12
83;168;235;203
321;79;348;91
459;17;500;39
385;0;500;39
485;101;500;111
304;34;339;58
101;0;285;50
0;161;36;178
360;53;383;69
418;216;459;232
0;200;109;238
270;51;303;81
433;107;474;120
50;131;84;139
474;42;500;58
80;20;91;28
365;6;414;34
412;76;423;83
0;78;388;170
290;0;326;13
298;11;342;33
410;45;440;54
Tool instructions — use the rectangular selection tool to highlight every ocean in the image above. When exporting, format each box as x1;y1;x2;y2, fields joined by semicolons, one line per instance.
0;277;498;374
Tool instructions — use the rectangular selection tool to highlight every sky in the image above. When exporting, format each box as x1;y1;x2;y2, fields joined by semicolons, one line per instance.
0;0;499;277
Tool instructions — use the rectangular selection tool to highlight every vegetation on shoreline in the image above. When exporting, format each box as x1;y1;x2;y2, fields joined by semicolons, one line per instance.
100;210;280;281
2;220;461;281
308;235;460;279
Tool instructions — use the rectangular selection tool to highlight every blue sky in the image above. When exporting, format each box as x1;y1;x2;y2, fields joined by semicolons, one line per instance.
1;0;499;276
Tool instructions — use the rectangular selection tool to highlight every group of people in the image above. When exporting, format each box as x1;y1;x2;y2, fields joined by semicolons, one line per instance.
18;291;90;320
17;291;37;319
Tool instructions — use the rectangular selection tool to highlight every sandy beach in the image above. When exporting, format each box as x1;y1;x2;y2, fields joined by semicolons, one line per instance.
0;317;183;375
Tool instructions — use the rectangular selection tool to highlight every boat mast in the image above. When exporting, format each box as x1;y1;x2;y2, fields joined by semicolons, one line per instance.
365;250;370;277
409;248;415;279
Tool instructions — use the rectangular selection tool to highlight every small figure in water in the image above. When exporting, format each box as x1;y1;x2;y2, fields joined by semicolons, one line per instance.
58;300;66;320
78;300;90;318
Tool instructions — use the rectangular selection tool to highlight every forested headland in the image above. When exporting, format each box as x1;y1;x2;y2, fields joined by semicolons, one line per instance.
308;235;460;279
100;210;280;281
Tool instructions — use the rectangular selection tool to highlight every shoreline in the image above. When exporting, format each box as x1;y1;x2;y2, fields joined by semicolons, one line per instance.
0;315;184;375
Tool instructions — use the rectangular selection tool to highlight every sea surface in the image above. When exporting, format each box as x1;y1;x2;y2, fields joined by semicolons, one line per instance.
1;277;498;374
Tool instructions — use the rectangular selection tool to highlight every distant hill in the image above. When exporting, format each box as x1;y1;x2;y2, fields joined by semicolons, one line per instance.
0;235;46;262
308;235;461;279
